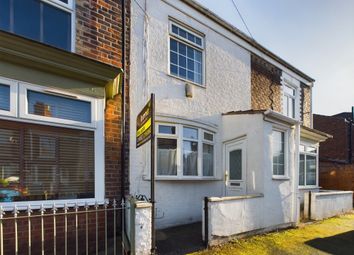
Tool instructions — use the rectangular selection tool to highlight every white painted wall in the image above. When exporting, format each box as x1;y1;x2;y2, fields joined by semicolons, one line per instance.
204;194;295;246
304;191;353;220
127;198;152;255
130;0;251;229
222;113;298;229
130;0;305;229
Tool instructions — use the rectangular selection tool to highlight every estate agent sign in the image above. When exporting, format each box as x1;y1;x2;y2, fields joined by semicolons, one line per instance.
136;95;154;148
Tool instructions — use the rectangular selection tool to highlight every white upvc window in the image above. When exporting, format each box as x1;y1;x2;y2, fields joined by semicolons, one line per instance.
169;21;204;85
156;123;215;179
282;84;296;119
0;77;17;117
299;144;318;187
19;83;97;129
0;76;104;205
0;0;75;51
272;129;288;177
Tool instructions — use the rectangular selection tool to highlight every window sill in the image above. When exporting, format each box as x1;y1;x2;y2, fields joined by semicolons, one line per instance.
298;186;320;190
167;73;206;88
0;198;108;212
272;176;290;181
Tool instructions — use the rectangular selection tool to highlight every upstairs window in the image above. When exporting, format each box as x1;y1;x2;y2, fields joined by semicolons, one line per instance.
0;0;74;51
282;85;296;118
169;21;204;85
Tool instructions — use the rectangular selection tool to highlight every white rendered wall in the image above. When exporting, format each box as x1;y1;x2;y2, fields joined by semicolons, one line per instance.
130;0;251;229
134;203;152;255
222;114;298;229
208;195;264;242
305;191;353;220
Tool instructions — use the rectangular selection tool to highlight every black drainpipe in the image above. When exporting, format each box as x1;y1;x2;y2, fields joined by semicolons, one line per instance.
120;0;127;245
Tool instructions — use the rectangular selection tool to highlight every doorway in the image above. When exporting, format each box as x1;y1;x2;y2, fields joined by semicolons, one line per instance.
224;137;247;196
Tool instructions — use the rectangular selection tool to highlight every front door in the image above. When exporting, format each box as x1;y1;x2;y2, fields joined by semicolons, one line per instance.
224;138;246;196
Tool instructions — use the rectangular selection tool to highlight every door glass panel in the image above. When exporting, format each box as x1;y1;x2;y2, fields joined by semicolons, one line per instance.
0;84;10;111
229;149;242;180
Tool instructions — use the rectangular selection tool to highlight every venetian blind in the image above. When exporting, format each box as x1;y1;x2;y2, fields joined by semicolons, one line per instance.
0;120;94;202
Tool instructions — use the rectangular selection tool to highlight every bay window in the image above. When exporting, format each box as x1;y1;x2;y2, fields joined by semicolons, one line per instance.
0;76;103;203
156;123;215;178
0;0;74;51
299;145;318;186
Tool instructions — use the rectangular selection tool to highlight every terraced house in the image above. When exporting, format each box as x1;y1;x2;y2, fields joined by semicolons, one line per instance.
0;0;130;253
129;0;331;237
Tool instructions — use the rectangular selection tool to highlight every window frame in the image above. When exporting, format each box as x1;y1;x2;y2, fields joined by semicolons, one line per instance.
202;131;214;177
0;76;105;207
19;82;97;129
271;128;289;179
168;20;205;86
182;126;199;176
0;77;18;117
156;124;179;177
299;143;319;188
155;123;215;179
282;84;296;119
1;0;76;52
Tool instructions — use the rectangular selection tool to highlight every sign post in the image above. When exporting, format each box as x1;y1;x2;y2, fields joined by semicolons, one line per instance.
136;93;156;253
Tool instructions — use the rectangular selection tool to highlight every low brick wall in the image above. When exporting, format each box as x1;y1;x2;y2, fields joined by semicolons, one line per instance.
304;190;353;220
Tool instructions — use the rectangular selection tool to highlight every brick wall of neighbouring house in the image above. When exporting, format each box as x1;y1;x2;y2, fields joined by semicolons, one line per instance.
76;0;131;199
251;54;282;113
319;161;354;201
314;114;348;162
301;85;312;127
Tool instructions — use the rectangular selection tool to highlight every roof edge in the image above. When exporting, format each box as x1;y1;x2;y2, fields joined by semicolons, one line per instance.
179;0;315;83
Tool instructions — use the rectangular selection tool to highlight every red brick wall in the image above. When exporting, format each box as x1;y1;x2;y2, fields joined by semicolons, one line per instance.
319;161;354;201
76;0;123;67
314;114;348;161
75;0;131;199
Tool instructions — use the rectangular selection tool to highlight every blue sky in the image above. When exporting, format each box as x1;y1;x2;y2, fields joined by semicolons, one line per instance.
195;0;354;115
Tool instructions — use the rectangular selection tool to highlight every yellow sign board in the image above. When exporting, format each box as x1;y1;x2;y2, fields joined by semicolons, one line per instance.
136;98;153;148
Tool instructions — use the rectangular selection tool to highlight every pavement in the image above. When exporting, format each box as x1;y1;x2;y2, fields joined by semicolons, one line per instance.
192;212;354;255
156;222;205;255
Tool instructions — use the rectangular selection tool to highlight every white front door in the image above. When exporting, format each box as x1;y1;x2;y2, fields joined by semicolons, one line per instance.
224;138;246;196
